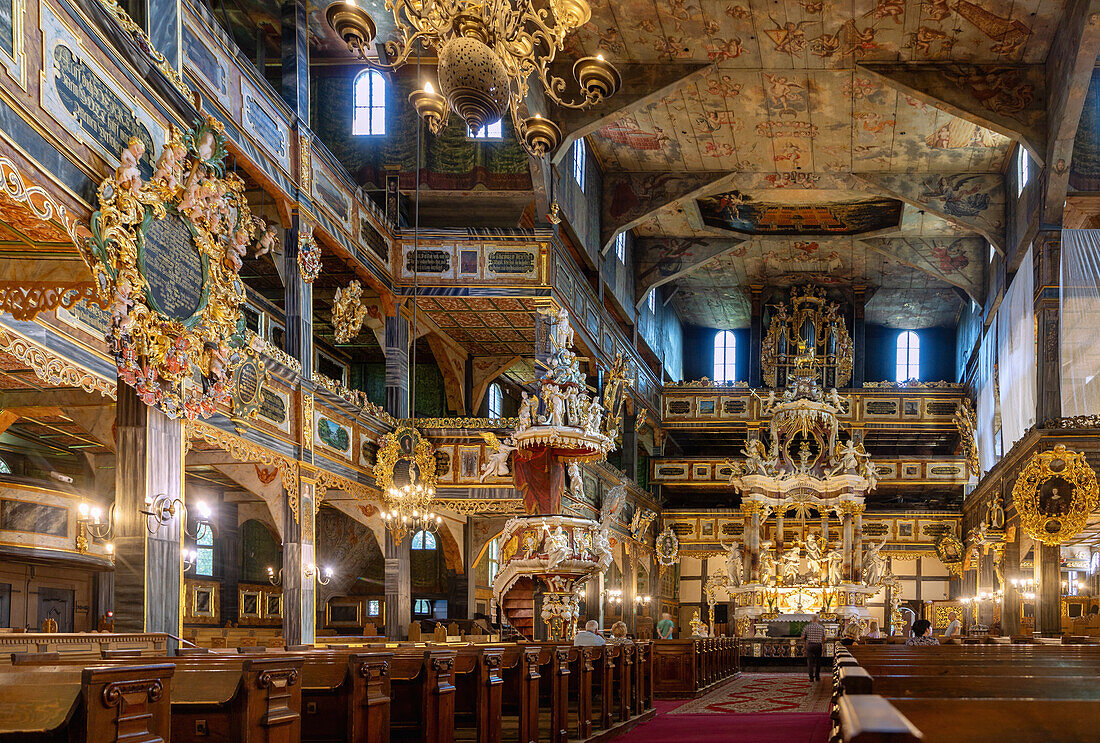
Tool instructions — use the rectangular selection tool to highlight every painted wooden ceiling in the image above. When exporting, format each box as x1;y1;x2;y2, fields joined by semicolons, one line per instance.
568;0;1063;328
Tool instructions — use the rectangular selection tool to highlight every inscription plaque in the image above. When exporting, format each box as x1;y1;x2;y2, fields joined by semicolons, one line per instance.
405;249;450;274
54;45;154;176
487;250;535;275
184;27;227;97
237;361;260;403
141;212;205;322
245;95;286;158
259;389;287;424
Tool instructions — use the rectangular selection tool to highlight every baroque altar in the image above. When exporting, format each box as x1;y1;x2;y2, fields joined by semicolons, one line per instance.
705;298;888;636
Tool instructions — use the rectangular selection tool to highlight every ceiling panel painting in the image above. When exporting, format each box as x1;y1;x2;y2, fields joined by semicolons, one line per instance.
698;191;904;235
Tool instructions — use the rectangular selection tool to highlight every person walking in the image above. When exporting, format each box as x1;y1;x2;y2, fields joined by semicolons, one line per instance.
801;614;827;682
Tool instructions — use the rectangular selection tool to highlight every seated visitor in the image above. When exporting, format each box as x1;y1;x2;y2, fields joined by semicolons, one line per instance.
574;619;606;646
906;618;940;646
865;620;881;639
800;614;826;682
609;621;634;645
841;619;861;646
943;611;962;639
657;612;675;639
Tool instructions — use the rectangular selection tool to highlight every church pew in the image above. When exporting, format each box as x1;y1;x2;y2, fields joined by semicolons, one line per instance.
389;648;457;743
0;632;169;663
0;663;174;743
499;645;542;743
650;638;738;698
451;645;504;743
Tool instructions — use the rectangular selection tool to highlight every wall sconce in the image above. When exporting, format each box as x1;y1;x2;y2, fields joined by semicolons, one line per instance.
140;494;214;539
634;594;652;606
606;589;622;606
76;502;114;554
182;548;199;573
307;563;334;586
267;566;283;586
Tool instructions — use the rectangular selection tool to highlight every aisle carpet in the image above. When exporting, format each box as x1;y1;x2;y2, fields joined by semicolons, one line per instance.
615;674;830;743
671;673;832;714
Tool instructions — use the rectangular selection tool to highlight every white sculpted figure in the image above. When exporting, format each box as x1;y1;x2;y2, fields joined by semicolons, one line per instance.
780;543;802;584
804;534;825;579
825;388;850;414
826;545;843;585
742;439;771;475
542;386;566;427
568;461;584;501
586;401;605;436
724;541;743;587
115;137;146;195
593;526;613;573
479;437;516;482
830;439;861;476
551;307;574;352
517;391;538;431
759;541;777;586
544;525;571;571
863;535;888;586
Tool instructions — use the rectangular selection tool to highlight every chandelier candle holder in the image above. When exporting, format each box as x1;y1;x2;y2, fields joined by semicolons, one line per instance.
325;0;620;156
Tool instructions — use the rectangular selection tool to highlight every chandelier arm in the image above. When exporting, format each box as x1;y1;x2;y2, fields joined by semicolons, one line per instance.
367;31;434;70
536;60;600;109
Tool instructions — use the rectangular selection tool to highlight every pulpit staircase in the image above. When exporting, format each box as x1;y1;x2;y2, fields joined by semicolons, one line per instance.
500;576;535;639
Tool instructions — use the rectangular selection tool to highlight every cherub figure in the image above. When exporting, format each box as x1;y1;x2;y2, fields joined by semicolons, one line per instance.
226;228;250;272
826;388;850;414
110;277;136;333
759;541;777;586
586;401;605;435
115;137;146;195
154;139;186;192
830;439;861;476
252;222;280;258
567;461;584;501
742;439;771;474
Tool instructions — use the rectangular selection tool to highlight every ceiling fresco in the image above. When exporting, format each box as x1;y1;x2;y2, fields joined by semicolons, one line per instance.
668;237;967;328
698;190;903;235
563;0;1051;329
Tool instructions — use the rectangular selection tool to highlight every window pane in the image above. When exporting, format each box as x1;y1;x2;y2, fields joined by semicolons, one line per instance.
196;548;213;577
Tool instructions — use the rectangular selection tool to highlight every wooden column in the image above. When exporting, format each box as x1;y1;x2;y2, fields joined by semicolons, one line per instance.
384;314;410;419
852;286;867;388
977;548;996;625
385;530;412;639
1035;543;1062;636
284;466;318;645
1001;526;1022;636
113;385;184;635
1034;232;1061;423
280;0;310;122
284;219;313;381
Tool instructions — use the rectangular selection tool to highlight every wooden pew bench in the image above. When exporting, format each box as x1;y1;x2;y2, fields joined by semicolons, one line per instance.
0;663;174;743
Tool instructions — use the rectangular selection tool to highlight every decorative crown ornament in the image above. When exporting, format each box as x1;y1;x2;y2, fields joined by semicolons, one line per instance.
83;118;262;419
332;280;368;343
326;0;620;157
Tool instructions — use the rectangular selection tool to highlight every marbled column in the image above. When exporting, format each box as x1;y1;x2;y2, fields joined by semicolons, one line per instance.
852;510;864;584
747;510;761;582
1035;543;1062;636
284;220;313;381
384;314;410;418
113;385;184;634
384;530;412;639
841;512;854;582
283;476;316;645
280;0;310;122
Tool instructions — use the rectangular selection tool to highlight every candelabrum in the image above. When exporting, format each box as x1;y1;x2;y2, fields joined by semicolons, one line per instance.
76;501;114;555
183;548;200;573
1011;578;1037;601
140;494;215;539
381;481;441;543
606;588;622;606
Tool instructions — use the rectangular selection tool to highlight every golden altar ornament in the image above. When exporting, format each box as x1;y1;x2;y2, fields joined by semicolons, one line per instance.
332;280;368;343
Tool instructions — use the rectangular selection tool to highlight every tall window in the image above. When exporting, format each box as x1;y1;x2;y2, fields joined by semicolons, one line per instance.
615;232;626;262
411;530;437;550
647;290;656;314
195;524;214;577
469;120;503;139
713;330;736;382
413;598;432;615
487;538;500;586
488;383;503;419
352;70;386;136
1017;146;1030;197
573;139;586;192
896;331;920;382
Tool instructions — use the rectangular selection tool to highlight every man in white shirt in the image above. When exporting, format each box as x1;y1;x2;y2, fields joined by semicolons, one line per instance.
574;619;606;646
944;611;962;639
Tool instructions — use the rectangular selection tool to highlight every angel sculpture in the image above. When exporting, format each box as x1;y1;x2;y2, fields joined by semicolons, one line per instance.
154;138;185;192
114;137;146;195
252;222;280;258
550;307;574;353
780;543;802;584
755;389;778;416
601;481;627;525
543;524;571;571
478;432;516;482
542;386;567;427
825;388;850;414
830;439;861;477
826;546;843;585
742;439;771;475
759;541;777;586
862;535;888;586
804;534;825;579
593;526;613;573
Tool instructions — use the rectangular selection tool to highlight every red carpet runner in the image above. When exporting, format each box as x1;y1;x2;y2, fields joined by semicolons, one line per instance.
620;674;830;743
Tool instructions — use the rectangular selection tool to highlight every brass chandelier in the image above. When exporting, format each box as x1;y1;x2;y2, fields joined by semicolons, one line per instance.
326;0;621;156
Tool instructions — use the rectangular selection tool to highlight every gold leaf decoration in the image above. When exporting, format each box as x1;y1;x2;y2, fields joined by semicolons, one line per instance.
1011;445;1099;545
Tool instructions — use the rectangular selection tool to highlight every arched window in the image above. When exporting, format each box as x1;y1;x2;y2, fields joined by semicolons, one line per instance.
413;598;432;615
195;523;214;577
488;382;503;419
896;331;920;382
411;530;437;550
469;120;503;139
0;457;11;474
352;70;386;136
487;538;500;585
713;330;736;382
